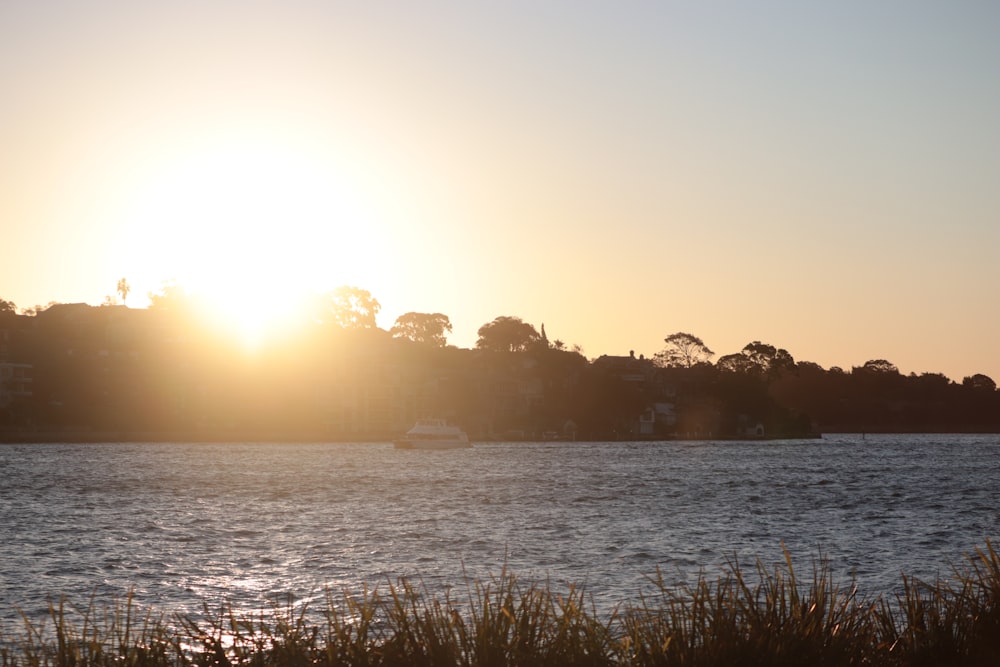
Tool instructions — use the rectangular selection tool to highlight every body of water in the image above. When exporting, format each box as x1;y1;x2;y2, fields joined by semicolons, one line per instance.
2;434;999;628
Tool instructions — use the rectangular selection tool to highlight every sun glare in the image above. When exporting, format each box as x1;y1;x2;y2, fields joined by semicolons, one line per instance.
119;136;389;349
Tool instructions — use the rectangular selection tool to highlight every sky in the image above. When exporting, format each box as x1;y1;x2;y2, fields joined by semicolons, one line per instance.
2;1;999;382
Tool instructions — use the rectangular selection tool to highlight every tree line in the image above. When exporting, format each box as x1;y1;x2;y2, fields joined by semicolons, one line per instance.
1;288;998;440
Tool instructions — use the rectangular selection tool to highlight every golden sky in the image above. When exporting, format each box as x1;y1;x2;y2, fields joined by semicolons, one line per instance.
2;1;999;381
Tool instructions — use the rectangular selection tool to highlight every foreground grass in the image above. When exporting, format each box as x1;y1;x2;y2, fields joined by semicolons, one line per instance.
3;543;1000;667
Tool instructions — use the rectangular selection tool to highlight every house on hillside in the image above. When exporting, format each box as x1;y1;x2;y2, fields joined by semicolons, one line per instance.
637;402;678;437
591;351;682;438
592;350;656;384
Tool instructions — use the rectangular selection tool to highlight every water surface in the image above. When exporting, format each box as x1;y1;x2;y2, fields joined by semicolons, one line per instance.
2;434;998;627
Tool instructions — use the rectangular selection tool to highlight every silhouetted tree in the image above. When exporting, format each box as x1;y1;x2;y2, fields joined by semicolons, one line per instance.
390;312;452;346
857;359;899;375
796;361;825;373
716;352;755;374
654;332;714;368
0;299;15;315
963;374;997;392
147;281;194;313
475;316;540;353
716;341;794;379
742;341;795;377
324;286;380;329
116;278;130;305
912;372;951;390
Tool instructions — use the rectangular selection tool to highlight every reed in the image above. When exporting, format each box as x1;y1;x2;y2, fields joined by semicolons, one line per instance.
0;592;178;667
3;542;1000;667
876;541;1000;666
619;547;882;666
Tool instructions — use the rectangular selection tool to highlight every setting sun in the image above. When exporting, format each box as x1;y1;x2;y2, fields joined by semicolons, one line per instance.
117;135;389;347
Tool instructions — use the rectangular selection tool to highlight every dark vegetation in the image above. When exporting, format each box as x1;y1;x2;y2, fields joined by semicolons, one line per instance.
1;292;998;441
4;542;1000;666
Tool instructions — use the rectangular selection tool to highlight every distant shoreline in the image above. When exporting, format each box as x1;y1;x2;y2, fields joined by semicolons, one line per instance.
19;429;995;445
9;429;1000;445
0;428;834;444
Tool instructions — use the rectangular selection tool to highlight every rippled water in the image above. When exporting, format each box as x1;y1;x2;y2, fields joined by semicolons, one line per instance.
2;434;999;628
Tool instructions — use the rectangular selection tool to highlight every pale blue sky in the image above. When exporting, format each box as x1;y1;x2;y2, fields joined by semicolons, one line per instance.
2;1;998;380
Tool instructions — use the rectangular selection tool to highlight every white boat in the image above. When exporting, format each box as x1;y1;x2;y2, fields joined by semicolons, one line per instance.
394;418;472;450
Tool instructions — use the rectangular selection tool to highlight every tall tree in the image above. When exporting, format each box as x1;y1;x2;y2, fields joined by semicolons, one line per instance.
390;312;452;346
716;352;755;374
857;359;899;375
475;316;540;352
654;332;714;368
116;278;131;305
147;281;192;311
963;374;997;392
743;341;795;376
0;299;16;315
716;341;794;378
325;286;380;329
